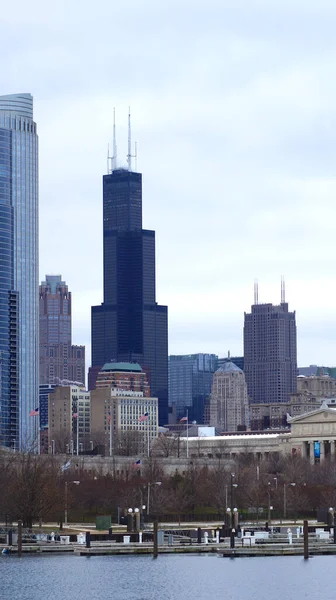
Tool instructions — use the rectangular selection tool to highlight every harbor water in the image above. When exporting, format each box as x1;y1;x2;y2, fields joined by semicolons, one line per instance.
1;553;336;600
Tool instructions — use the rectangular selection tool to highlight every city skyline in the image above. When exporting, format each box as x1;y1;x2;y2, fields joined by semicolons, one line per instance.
2;2;336;370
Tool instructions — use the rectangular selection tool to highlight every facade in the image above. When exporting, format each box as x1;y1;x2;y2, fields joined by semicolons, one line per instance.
96;362;150;396
249;392;322;431
90;386;158;456
0;93;39;449
168;354;217;424
209;362;249;432
48;385;90;454
39;275;85;386
288;404;336;462
297;375;336;398
39;383;56;430
91;165;168;425
244;301;297;404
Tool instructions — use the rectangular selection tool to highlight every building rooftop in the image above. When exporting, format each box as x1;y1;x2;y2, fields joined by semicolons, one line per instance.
216;361;243;374
100;362;143;373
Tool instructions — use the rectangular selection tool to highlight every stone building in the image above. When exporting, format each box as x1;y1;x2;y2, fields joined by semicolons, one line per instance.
297;375;336;398
209;362;249;432
48;385;90;454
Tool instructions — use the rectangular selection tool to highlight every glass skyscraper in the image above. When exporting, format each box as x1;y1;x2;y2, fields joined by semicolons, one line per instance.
0;94;39;449
168;354;218;423
91;167;168;425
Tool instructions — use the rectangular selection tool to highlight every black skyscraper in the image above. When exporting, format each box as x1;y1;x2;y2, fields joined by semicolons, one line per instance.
91;168;168;424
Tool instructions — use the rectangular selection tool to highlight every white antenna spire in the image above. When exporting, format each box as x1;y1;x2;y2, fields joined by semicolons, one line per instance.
107;108;117;173
127;107;136;171
281;275;286;304
254;278;259;305
112;107;117;171
135;141;138;172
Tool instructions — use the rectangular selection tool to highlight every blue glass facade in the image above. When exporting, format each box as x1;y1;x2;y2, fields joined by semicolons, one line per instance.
168;354;218;423
91;168;168;425
0;94;39;449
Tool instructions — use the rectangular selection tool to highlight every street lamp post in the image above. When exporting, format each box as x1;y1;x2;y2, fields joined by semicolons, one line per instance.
283;482;296;520
147;481;162;516
64;480;80;527
230;473;238;528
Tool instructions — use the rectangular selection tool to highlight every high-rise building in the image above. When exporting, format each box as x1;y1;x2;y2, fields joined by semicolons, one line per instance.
244;300;297;404
91;154;168;424
39;275;85;386
0;93;39;449
168;354;218;424
209;362;249;432
48;385;90;454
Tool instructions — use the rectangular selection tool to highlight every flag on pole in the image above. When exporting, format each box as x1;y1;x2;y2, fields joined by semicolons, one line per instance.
72;413;78;418
29;407;39;417
138;412;149;422
132;459;141;467
61;460;71;472
180;416;188;422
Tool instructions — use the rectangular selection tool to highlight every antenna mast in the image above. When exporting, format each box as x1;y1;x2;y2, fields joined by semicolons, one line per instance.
281;275;286;304
254;278;259;305
107;108;117;173
127;107;136;171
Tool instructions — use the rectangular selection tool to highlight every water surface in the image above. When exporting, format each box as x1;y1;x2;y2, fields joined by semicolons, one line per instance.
1;553;335;600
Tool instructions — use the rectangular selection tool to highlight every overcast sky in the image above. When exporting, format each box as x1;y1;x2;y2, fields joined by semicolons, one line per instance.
1;0;336;368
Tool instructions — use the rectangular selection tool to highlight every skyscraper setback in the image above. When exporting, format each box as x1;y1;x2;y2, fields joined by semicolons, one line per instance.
244;296;297;405
0;93;39;448
39;275;85;386
91;133;168;424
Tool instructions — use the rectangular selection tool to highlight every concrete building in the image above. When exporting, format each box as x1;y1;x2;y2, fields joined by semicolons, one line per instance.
244;299;297;405
168;354;217;424
288;403;336;462
48;385;90;454
297;375;336;398
0;93;39;449
39;275;85;386
95;362;150;396
90;387;158;456
209;362;249;432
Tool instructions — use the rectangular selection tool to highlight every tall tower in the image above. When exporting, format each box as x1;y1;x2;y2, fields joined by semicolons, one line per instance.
0;93;39;449
91;121;168;424
244;291;297;405
39;275;85;387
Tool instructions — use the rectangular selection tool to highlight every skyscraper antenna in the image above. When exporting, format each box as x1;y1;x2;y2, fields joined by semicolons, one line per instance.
127;107;132;171
127;107;136;171
281;275;286;304
112;107;117;171
135;141;138;172
254;278;259;305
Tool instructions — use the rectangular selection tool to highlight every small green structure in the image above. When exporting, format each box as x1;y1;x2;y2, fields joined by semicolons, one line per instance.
96;516;112;530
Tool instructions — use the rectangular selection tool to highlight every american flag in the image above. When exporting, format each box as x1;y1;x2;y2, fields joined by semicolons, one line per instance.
138;412;149;422
132;459;141;467
29;407;39;417
72;413;78;418
180;416;188;422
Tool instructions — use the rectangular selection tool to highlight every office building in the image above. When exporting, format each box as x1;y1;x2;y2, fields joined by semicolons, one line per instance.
217;356;244;372
168;354;217;424
39;383;56;430
39;275;85;386
209;362;249;432
96;362;150;396
244;299;297;404
297;375;336;398
48;385;90;454
91;141;168;425
90;386;158;456
0;93;39;449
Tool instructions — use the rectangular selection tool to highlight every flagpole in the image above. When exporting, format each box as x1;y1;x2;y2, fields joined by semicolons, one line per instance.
76;413;79;457
186;409;189;459
147;417;150;458
110;414;112;457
